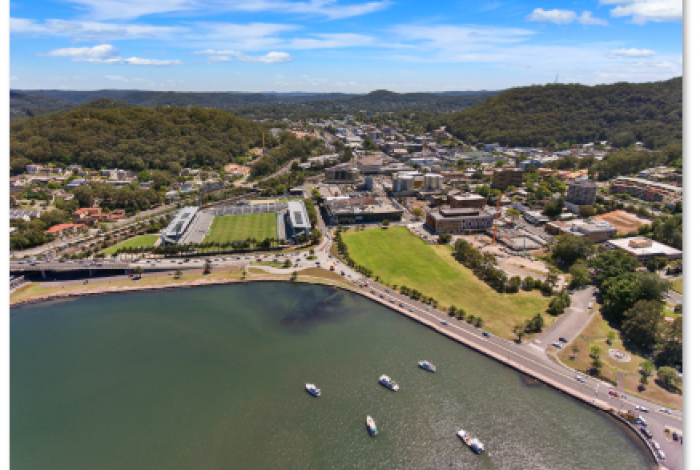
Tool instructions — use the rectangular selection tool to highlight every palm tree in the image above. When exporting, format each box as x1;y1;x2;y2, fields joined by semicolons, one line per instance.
203;262;212;274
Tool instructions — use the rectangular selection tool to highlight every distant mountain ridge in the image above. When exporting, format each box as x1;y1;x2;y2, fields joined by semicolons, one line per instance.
10;88;502;119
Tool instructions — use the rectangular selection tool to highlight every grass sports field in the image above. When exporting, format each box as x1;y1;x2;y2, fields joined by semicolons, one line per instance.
343;227;551;339
102;235;159;255
204;213;277;244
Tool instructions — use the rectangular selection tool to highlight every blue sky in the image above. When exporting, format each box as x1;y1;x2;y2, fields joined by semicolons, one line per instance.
10;0;682;92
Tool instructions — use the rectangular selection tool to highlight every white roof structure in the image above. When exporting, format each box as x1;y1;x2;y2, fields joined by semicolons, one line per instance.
287;201;311;231
605;237;682;260
162;206;199;241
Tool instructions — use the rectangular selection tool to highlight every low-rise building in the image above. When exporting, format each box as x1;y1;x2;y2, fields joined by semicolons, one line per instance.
324;197;403;225
448;193;486;209
491;167;524;191
44;223;85;237
604;237;682;264
324;163;362;184
609;176;682;203
425;207;494;235
566;180;597;206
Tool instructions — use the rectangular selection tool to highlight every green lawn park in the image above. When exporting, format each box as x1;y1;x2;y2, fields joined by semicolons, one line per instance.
203;213;277;244
343;227;552;339
102;235;159;255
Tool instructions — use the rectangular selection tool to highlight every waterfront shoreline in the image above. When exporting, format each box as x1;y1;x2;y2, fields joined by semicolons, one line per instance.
9;275;667;468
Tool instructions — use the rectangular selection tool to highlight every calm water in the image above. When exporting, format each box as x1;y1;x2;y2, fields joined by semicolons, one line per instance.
11;283;654;470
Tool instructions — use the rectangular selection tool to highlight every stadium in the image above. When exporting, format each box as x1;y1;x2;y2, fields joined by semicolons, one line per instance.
160;200;311;247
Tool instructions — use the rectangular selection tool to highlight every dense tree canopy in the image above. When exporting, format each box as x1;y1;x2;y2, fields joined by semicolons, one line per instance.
10;105;271;173
438;77;681;149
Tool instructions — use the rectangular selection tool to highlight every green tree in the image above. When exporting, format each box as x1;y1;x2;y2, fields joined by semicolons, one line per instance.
622;300;664;350
656;366;681;391
590;345;601;358
553;234;595;266
568;261;591;289
640;360;655;386
514;325;525;342
382;219;390;228
579;205;596;218
203;262;212;274
174;269;183;278
527;313;544;332
607;331;616;345
589;250;639;284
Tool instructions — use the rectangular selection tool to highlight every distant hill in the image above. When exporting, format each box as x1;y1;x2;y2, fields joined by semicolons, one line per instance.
11;88;501;120
436;77;682;150
10;91;76;118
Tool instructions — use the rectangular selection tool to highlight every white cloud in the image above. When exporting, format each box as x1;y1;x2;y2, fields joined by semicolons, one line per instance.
609;47;657;57
53;0;390;21
302;75;327;86
105;74;128;81
193;49;292;64
237;51;292;64
10;76;18;81
600;0;682;24
527;8;578;24
10;18;186;40
43;44;121;62
578;11;609;25
392;24;535;51
286;33;374;49
206;55;233;64
526;9;608;25
42;44;183;65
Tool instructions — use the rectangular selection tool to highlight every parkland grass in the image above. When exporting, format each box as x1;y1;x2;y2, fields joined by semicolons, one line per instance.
102;235;159;255
343;227;551;339
671;278;682;294
204;213;277;244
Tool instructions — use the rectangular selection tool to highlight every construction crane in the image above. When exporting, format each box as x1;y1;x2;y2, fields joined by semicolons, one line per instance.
491;194;503;244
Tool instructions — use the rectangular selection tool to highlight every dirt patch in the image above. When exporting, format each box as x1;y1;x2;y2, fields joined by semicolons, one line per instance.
594;210;652;235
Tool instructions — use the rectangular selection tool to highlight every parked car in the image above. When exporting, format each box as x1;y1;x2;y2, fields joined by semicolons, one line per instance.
552;342;563;349
640;427;652;439
559;337;568;343
658;450;666;461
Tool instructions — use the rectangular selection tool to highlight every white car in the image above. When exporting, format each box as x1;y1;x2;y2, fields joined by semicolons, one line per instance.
576;375;586;383
635;405;649;413
552;342;563;349
658;450;666;461
659;408;672;414
651;440;661;451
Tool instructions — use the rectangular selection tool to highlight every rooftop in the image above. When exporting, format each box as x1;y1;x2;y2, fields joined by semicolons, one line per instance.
606;237;682;257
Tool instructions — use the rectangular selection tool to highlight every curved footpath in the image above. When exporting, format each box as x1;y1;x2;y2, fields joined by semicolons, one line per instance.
11;236;682;470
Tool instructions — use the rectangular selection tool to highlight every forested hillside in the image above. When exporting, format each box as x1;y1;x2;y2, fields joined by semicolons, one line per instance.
10;91;76;118
437;77;682;150
10;105;271;173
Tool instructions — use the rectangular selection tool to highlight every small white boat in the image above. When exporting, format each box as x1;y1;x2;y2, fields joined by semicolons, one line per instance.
366;415;378;436
305;383;321;397
419;360;436;372
457;429;485;454
379;375;399;391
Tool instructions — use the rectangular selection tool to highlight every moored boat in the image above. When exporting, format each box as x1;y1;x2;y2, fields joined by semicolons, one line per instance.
457;429;485;454
305;383;321;397
366;415;378;436
379;375;399;391
418;360;436;372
